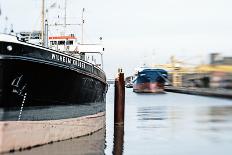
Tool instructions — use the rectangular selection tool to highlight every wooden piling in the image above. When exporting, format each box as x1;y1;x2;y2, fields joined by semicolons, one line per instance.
113;125;124;155
114;69;125;126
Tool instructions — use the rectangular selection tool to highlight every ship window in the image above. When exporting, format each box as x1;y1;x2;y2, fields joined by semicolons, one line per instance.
66;40;73;45
50;41;57;45
58;41;65;45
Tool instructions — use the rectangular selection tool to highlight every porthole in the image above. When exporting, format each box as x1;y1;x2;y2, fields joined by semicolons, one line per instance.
7;45;13;51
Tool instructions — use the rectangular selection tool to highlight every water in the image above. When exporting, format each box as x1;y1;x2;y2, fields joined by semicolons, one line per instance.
105;86;232;155
7;86;232;155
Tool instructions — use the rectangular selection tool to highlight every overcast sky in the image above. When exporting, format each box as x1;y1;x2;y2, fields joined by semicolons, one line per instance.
1;0;232;78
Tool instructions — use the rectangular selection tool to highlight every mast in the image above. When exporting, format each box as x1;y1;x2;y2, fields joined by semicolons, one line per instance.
81;8;85;44
64;0;67;28
0;4;2;16
41;0;45;46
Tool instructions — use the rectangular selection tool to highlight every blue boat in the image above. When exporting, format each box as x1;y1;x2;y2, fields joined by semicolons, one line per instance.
133;68;168;93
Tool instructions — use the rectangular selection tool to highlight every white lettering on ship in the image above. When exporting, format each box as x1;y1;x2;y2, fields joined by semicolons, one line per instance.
51;53;86;69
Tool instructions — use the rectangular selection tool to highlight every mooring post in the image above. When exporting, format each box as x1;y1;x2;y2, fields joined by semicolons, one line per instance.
113;125;124;155
114;68;125;126
113;68;125;154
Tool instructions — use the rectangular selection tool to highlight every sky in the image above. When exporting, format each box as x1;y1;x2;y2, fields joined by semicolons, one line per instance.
1;0;232;78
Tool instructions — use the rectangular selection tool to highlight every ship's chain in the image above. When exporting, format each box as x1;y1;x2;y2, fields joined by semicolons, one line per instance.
18;93;27;121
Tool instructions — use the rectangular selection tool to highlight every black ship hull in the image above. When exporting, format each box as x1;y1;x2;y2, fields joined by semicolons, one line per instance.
0;35;107;153
0;37;107;121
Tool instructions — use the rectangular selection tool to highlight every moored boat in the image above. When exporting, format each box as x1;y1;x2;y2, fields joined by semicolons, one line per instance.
0;1;107;153
133;68;168;93
125;76;134;88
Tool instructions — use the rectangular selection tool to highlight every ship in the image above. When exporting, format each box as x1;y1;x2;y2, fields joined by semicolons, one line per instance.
0;0;107;153
133;68;168;93
125;76;134;88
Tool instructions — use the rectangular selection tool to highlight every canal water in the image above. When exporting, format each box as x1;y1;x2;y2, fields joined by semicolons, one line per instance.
8;86;232;155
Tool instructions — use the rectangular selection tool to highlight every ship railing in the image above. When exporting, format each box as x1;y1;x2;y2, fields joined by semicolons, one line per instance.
7;35;106;81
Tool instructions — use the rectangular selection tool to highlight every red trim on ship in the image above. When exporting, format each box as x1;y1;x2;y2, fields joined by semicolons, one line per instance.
48;36;77;40
133;82;164;93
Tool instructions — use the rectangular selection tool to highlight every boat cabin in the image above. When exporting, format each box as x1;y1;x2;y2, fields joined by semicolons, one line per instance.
48;34;79;52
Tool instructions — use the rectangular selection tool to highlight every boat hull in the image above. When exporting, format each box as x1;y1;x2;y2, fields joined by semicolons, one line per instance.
133;68;167;93
0;112;105;153
0;36;107;153
133;82;165;93
0;38;107;119
0;59;106;120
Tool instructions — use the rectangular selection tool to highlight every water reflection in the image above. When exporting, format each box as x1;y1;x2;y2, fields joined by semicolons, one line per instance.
6;127;106;155
137;106;168;129
112;87;232;155
198;106;232;124
112;126;124;155
196;106;232;143
4;87;232;155
137;106;168;121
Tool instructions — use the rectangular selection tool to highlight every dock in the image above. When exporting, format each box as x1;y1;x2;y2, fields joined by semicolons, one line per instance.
165;86;232;99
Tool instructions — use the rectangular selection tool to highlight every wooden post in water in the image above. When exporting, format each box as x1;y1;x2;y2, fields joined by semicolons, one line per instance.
114;68;125;126
113;68;125;154
113;125;124;155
